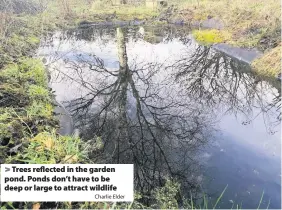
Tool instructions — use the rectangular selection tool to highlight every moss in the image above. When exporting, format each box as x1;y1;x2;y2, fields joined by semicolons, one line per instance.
252;45;281;77
192;29;232;45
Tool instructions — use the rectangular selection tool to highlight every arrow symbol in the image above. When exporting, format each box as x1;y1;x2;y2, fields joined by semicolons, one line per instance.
5;167;10;172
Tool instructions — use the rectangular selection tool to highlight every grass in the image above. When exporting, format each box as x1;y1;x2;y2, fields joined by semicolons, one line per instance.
2;58;48;87
27;85;51;101
91;5;158;20
175;0;280;49
171;0;280;78
8;130;89;164
252;45;281;78
0;58;58;163
43;0;158;24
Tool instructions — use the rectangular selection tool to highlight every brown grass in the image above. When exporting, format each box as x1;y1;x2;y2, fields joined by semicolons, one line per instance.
0;12;13;39
252;45;281;77
171;0;281;50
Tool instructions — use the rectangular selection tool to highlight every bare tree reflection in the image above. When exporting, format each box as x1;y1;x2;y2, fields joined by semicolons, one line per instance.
40;25;281;205
174;45;281;133
52;28;215;203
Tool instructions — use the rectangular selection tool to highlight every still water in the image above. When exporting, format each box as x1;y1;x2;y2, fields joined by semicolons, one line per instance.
37;25;281;209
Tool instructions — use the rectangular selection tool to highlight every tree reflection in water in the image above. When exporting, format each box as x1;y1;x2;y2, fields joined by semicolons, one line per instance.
42;25;281;205
60;28;213;203
173;45;281;134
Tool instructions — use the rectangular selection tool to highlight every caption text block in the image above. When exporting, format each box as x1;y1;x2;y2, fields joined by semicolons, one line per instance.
1;164;134;202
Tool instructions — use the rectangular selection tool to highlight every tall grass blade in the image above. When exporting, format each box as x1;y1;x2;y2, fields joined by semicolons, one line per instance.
213;184;228;209
257;190;264;209
266;199;271;209
7;202;15;209
190;192;194;209
127;202;133;209
203;193;208;209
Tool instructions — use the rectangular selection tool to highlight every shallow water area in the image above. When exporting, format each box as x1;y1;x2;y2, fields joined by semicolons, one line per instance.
37;25;281;209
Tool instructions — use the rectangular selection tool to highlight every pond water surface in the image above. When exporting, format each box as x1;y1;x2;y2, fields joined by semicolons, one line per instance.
37;25;281;209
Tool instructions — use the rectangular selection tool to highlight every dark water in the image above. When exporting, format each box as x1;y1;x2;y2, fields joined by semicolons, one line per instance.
37;25;281;209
